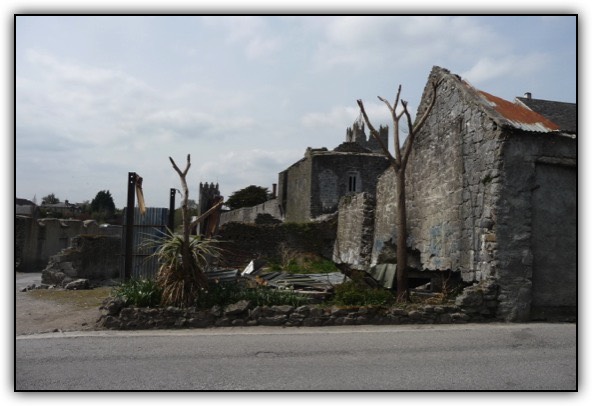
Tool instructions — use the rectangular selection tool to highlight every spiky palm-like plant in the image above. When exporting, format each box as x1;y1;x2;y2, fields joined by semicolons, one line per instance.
150;230;221;308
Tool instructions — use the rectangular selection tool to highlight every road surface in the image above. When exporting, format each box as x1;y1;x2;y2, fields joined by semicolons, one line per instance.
16;323;576;390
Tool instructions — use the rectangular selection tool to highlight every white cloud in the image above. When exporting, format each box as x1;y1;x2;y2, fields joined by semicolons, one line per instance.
301;105;359;128
461;53;550;84
202;16;282;60
197;148;302;196
301;101;396;130
313;16;501;71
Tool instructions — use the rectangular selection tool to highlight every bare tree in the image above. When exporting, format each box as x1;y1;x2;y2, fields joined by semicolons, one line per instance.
356;81;440;301
169;155;197;282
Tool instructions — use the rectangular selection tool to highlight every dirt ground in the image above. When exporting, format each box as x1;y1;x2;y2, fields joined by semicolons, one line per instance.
16;272;110;335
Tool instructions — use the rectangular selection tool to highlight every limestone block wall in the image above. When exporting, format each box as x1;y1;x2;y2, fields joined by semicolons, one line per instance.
372;72;504;283
219;199;282;226
333;193;375;270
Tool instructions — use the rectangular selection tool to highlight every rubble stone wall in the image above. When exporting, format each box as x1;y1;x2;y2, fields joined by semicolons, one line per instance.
217;218;337;267
372;72;504;282
16;216;121;272
333;192;375;270
219;199;282;226
99;299;491;330
42;235;122;285
370;68;577;321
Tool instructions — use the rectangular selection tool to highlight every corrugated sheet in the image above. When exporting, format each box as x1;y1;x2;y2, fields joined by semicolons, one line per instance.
478;91;561;132
251;271;347;291
122;207;169;279
206;268;240;283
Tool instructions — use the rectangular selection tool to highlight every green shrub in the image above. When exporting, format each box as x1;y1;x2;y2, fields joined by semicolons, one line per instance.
240;286;308;307
194;282;308;309
331;281;395;307
113;278;162;307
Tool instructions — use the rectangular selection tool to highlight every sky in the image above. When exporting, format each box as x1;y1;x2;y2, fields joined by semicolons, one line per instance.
15;14;576;210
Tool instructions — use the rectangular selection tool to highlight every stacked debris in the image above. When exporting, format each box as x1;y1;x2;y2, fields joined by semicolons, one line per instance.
238;260;348;302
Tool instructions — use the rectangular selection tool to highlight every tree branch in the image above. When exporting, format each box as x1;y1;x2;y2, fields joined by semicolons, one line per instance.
411;81;439;135
400;80;440;170
356;99;400;171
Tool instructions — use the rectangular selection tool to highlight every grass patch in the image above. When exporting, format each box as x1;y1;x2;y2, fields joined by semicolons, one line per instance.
28;287;112;310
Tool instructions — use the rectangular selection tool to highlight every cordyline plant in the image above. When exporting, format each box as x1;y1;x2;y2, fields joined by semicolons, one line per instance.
152;229;221;307
356;80;441;302
152;154;221;308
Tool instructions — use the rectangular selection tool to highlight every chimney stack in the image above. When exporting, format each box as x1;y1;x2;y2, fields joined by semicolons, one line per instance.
272;183;277;199
524;92;532;100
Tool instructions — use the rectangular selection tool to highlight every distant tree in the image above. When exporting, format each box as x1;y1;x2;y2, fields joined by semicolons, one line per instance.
90;190;116;222
91;190;116;213
41;193;60;205
225;185;270;210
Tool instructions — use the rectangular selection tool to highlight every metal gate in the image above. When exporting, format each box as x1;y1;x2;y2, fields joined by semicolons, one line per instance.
121;207;169;279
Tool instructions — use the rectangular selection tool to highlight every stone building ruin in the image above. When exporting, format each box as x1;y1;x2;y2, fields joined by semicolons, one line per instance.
198;66;577;322
365;66;576;321
218;123;390;225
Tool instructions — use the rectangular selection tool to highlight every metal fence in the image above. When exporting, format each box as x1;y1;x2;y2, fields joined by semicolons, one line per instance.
121;207;169;279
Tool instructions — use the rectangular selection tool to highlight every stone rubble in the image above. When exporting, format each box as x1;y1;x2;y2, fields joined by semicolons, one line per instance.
96;296;497;330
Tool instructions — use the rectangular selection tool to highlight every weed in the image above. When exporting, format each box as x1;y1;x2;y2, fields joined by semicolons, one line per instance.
331;281;395;307
194;281;308;309
112;278;162;307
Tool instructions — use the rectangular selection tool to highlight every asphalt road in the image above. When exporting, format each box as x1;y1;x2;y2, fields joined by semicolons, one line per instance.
16;323;576;390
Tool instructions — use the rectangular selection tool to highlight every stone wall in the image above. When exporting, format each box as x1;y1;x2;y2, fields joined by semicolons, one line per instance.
495;132;576;321
42;235;122;285
278;156;313;223
333;192;375;270
219;199;282;226
369;67;577;321
16;216;121;272
217;217;337;267
372;70;504;281
99;299;488;330
278;148;388;223
310;152;389;219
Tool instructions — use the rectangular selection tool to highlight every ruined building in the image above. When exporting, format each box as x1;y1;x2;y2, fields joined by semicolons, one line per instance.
276;124;390;222
216;65;576;322
362;66;576;321
218;123;390;225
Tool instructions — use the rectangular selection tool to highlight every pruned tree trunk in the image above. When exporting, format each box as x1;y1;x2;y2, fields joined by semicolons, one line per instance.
357;81;440;302
169;154;207;288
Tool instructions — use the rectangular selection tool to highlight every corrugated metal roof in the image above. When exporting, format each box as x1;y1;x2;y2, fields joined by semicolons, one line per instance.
478;90;560;132
515;97;577;133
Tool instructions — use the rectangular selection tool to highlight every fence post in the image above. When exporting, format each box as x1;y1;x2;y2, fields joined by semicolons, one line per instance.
124;172;137;281
168;188;176;232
